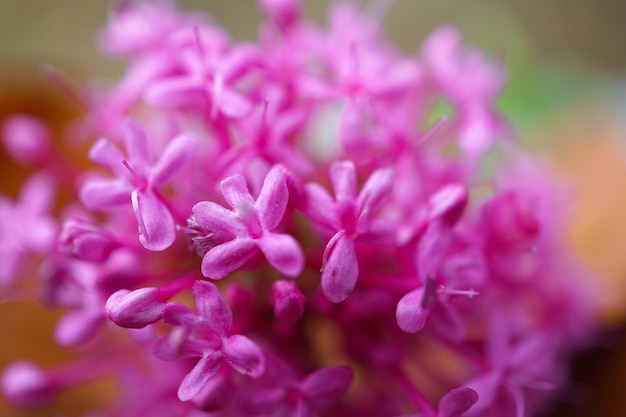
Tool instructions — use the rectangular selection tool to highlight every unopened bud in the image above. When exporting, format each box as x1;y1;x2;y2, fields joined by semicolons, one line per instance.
272;280;305;321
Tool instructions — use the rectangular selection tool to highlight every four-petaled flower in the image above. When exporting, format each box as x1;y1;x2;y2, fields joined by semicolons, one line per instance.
153;280;266;401
80;118;197;251
304;160;394;303
191;164;304;279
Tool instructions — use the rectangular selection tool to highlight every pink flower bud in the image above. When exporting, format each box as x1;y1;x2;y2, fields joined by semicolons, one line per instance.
105;288;165;328
0;361;55;408
58;219;120;262
1;115;52;166
272;280;305;321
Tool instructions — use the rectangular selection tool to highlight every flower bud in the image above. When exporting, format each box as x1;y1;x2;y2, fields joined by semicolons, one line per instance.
1;115;52;166
105;288;165;328
272;280;305;321
58;219;119;262
0;361;55;408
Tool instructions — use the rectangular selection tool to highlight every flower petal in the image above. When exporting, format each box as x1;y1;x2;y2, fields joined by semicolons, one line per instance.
439;387;479;417
321;234;358;303
131;189;176;251
192;201;244;236
222;334;265;378
329;160;356;202
220;174;255;211
301;365;353;402
88;138;127;178
123;118;152;169
201;237;257;279
356;167;394;216
256;165;289;231
150;133;197;187
192;281;233;336
80;178;131;210
178;352;223;401
257;232;304;278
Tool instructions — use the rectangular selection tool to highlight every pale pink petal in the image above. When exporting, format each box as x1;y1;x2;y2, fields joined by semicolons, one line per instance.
329;160;356;202
356;167;394;216
201;237;257;279
217;88;252;119
144;76;203;108
219;174;255;211
192;201;244;236
54;311;103;347
256;165;289;231
257;232;304;278
161;302;198;327
222;334;265;378
178;352;223;401
303;183;339;231
301;365;353;402
87;138;127;178
131;189;176;251
321;234;358;303
192;281;233;336
150;133;197;187
80;178;132;209
123;118;152;168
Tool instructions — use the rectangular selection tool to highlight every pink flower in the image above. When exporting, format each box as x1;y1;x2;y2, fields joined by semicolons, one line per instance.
153;280;266;401
304;160;394;302
191;164;304;279
80;118;197;251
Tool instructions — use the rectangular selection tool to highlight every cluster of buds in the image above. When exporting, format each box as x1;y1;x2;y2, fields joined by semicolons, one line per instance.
0;1;599;416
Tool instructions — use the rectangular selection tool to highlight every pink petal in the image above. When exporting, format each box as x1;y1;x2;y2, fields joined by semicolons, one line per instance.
144;75;202;108
222;334;265;378
162;302;198;327
88;138;127;178
257;232;304;278
54;311;103;347
301;365;353;402
150;133;197;187
329;161;356;202
123;118;152;168
439;387;479;417
131;189;176;251
321;233;358;303
396;287;431;334
256;165;289;231
80;178;132;209
217;87;252;119
219;174;255;211
178;352;223;401
356;167;394;216
303;183;339;231
201;237;258;279
192;281;233;336
192;201;244;236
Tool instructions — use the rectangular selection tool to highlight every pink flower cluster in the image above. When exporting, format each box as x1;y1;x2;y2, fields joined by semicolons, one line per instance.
0;1;599;416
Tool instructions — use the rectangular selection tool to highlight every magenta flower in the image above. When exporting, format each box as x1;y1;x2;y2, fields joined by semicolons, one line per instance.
153;280;266;401
0;173;57;288
191;164;304;279
304;160;394;303
80;118;197;251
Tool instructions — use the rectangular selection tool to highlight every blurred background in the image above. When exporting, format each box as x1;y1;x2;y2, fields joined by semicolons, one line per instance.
1;0;626;416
